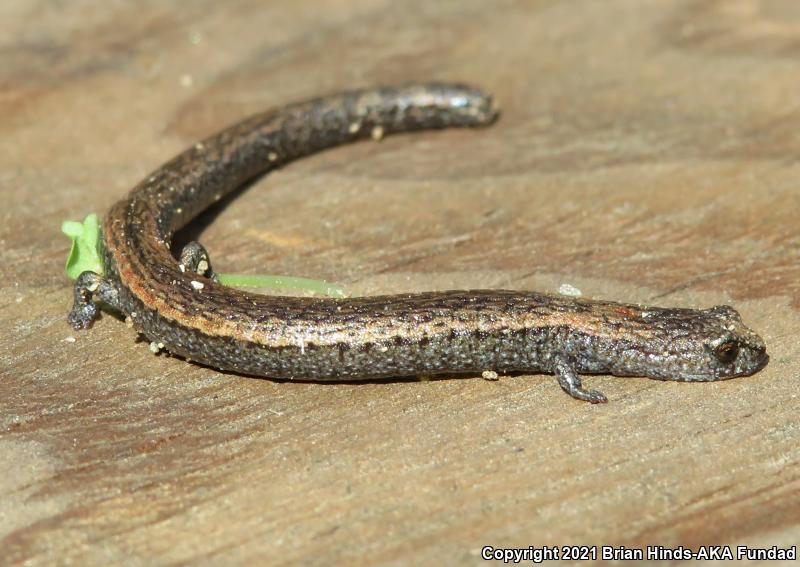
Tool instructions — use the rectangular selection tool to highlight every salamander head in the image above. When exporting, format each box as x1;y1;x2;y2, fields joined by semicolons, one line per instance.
607;304;768;382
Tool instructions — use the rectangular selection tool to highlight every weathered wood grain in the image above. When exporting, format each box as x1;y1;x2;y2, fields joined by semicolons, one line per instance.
2;0;799;565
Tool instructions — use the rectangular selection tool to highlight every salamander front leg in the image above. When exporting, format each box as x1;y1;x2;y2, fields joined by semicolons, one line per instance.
67;271;121;330
179;241;219;282
553;354;608;404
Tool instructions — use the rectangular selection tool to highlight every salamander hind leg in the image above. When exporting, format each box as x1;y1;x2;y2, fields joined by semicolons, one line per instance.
179;241;219;282
67;271;121;330
553;354;608;404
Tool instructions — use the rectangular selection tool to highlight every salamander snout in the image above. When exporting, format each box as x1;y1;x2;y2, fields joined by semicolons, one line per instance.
705;331;768;378
700;305;768;379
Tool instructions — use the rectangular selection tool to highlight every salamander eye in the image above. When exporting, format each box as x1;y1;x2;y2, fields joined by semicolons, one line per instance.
714;341;739;364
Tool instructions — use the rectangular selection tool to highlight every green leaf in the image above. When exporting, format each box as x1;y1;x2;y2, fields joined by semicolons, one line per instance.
61;213;104;279
217;273;349;298
59;213;348;298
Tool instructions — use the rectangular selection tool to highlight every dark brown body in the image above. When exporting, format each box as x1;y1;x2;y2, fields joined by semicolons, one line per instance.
70;84;768;402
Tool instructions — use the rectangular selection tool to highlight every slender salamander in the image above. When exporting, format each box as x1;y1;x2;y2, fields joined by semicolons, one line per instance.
68;83;768;403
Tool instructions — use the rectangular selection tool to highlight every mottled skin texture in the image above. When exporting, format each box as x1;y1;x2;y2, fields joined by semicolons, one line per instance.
68;84;769;403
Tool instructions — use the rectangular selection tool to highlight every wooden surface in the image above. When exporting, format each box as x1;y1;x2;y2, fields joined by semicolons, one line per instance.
2;1;799;564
